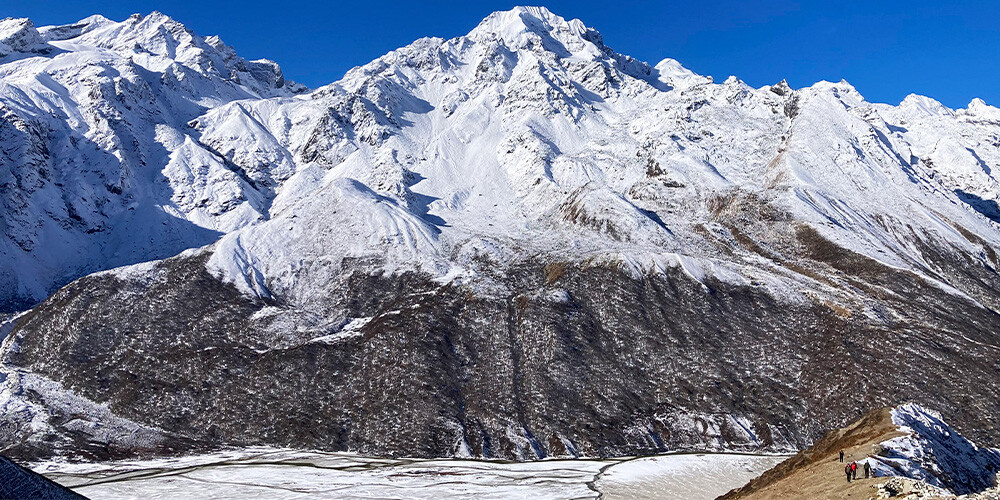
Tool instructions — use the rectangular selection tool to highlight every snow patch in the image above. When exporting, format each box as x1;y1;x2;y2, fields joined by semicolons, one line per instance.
868;403;1000;495
308;317;372;344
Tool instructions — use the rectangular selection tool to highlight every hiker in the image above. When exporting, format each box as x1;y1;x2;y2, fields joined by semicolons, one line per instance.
851;461;858;480
845;463;852;483
839;450;844;462
864;461;871;478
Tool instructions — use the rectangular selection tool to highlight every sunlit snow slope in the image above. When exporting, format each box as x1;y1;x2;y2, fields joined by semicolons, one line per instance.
0;13;302;310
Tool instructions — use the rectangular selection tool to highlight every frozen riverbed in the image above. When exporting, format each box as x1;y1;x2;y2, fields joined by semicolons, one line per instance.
35;448;787;499
596;453;787;500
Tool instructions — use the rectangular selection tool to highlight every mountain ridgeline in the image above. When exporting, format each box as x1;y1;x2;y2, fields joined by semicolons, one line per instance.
0;7;999;462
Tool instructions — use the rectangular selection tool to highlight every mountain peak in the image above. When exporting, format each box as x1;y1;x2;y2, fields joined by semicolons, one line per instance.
654;57;712;89
127;11;190;37
899;93;954;117
0;17;46;56
473;6;582;34
467;6;603;58
964;97;1000;120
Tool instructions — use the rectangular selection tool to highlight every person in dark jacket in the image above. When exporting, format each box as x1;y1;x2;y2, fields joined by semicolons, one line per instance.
864;461;872;478
845;463;852;483
839;450;844;462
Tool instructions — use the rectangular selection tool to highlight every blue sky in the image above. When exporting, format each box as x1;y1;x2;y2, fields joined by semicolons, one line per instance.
3;0;997;108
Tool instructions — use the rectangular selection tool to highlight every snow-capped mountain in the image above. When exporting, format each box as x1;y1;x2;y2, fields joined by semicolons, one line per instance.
0;13;302;310
0;7;998;462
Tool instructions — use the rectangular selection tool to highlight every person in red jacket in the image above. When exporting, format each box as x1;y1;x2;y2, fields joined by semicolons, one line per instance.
851;461;858;480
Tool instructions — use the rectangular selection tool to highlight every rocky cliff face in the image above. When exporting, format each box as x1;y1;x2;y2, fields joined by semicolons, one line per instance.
1;7;999;461
3;227;999;461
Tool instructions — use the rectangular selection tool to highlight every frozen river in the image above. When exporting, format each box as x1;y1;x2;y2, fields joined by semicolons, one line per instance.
35;448;787;499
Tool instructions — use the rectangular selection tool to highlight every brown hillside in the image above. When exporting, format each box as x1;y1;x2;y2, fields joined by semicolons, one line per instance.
720;407;906;500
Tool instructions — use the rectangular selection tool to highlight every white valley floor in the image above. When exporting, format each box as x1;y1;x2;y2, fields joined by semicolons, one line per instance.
596;453;786;499
34;448;787;500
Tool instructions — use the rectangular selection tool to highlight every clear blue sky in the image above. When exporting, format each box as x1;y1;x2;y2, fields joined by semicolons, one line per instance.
3;0;998;108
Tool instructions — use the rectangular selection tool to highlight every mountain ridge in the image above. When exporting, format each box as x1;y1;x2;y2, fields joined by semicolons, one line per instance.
0;11;303;310
0;6;998;463
2;7;999;310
